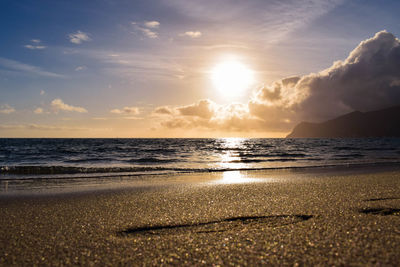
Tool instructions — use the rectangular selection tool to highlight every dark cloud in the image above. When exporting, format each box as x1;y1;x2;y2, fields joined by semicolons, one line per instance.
256;83;282;102
248;102;295;131
281;76;300;87
289;30;400;121
252;30;400;122
253;77;300;103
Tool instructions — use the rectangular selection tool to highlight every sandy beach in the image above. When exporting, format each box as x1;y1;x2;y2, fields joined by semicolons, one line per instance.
1;165;400;266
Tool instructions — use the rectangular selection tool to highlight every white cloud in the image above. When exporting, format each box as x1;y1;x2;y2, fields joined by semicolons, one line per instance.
81;49;184;79
165;0;344;42
68;31;91;44
0;104;15;114
180;31;202;38
0;57;65;78
24;39;46;50
140;28;158;39
110;106;140;115
132;21;159;39
24;44;46;50
40;90;45;95
75;65;87;71
110;109;122;114
144;21;160;28
51;98;88;113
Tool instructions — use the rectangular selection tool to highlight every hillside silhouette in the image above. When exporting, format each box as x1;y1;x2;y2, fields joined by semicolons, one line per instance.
286;105;400;138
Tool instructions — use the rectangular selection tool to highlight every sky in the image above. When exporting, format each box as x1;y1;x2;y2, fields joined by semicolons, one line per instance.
1;0;400;137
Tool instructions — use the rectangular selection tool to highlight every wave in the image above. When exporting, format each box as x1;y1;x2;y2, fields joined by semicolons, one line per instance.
2;161;400;178
0;166;169;175
238;152;307;158
133;157;179;164
334;153;365;158
228;158;298;163
334;146;360;151
65;158;116;163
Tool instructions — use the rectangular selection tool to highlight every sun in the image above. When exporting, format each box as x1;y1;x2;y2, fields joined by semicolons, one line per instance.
211;59;254;97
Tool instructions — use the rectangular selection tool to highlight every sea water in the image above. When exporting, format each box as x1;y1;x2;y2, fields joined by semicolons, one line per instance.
1;138;400;182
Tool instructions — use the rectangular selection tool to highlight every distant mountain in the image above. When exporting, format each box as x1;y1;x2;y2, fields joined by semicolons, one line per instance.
286;105;400;138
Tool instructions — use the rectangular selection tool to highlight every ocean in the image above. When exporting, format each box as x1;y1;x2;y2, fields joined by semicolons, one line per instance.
1;138;400;181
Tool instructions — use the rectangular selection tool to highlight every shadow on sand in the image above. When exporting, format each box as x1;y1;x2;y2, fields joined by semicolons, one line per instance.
363;197;400;202
359;207;400;216
118;214;313;237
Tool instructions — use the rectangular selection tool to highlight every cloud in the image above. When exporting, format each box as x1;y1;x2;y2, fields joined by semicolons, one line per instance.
132;21;159;39
75;65;87;71
156;31;400;134
24;39;46;50
164;0;344;43
153;106;173;115
0;124;87;131
252;30;400;122
68;31;91;44
34;107;44;114
24;45;46;50
0;104;15;114
40;90;45;95
110;106;140;115
177;99;215;119
144;21;160;28
157;100;271;132
0;57;65;78
140;28;158;39
81;49;184;79
122;116;142;120
180;31;202;38
51;99;88;113
255;83;282;102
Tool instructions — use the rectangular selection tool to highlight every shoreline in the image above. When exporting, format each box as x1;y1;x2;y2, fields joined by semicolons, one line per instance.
1;165;400;265
1;162;400;196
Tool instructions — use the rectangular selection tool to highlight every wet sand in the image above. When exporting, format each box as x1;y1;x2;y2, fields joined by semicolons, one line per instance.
1;166;400;265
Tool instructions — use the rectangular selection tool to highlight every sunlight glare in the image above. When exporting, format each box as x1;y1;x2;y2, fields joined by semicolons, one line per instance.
222;171;247;184
211;60;254;97
217;171;259;184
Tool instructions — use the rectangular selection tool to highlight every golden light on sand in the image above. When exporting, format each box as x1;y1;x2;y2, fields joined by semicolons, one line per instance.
217;171;260;184
222;171;247;184
211;59;254;97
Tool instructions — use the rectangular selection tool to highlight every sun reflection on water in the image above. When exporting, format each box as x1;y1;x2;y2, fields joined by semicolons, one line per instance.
221;137;245;148
214;138;265;184
218;138;248;169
